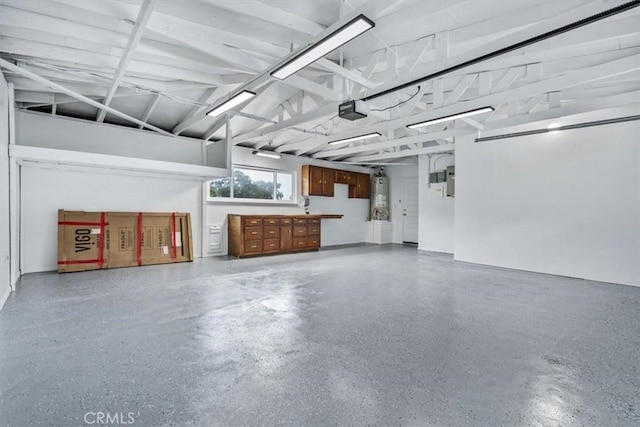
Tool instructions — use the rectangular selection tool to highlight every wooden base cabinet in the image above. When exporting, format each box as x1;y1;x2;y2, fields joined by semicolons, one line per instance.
228;215;321;258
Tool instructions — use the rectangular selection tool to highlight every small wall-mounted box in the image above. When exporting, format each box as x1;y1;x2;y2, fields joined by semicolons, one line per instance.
446;165;455;197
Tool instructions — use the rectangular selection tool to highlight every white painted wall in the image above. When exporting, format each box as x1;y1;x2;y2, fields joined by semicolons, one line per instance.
205;146;372;256
386;164;418;244
0;76;11;309
20;164;202;273
418;154;455;253
455;121;640;287
15;111;206;166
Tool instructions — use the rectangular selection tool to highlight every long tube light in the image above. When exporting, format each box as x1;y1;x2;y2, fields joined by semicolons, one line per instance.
474;114;640;142
252;150;281;159
271;14;375;80
207;90;256;117
407;107;494;130
328;132;382;145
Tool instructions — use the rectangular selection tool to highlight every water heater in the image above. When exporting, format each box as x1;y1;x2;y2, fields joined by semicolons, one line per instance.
370;170;390;221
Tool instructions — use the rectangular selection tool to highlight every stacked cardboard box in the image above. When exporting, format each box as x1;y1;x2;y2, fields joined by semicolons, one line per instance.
57;210;193;273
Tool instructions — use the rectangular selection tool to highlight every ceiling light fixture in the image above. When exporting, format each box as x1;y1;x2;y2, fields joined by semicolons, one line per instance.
474;114;640;142
252;150;281;159
328;132;382;145
547;123;560;134
206;90;256;117
407;107;494;130
271;14;375;80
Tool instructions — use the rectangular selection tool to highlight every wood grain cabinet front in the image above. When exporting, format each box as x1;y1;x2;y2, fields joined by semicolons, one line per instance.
263;239;279;252
293;226;307;237
301;165;336;197
302;165;370;199
228;214;322;258
244;226;263;240
263;226;279;239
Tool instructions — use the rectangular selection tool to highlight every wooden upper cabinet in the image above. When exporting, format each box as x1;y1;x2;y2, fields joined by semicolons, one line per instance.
323;168;335;197
302;165;369;199
302;165;335;197
335;170;356;186
350;173;371;199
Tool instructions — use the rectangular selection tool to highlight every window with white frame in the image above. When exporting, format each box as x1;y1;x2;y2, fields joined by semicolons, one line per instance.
209;166;295;202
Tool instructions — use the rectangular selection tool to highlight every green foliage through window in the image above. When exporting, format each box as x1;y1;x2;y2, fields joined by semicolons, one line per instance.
209;167;293;201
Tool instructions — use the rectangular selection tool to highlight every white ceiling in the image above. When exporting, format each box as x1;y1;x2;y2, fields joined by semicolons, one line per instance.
1;0;639;165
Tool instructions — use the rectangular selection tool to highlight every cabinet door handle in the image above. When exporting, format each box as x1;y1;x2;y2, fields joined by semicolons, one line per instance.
251;231;257;235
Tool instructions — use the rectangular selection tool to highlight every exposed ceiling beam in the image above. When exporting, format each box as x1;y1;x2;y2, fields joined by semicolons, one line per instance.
347;143;457;162
138;93;161;129
206;0;326;35
0;58;173;136
96;0;156;122
232;104;336;145
315;129;468;159
360;0;636;101
287;52;640;155
341;89;640;162
172;87;219;134
0;37;228;86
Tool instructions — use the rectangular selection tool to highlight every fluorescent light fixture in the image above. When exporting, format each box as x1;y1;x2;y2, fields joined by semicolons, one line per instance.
407;107;494;129
207;90;256;117
547;123;560;134
328;132;382;145
271;14;375;80
474;114;640;143
252;150;281;159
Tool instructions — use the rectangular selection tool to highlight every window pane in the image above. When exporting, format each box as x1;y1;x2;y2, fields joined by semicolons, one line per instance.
210;177;231;198
233;168;274;199
276;172;293;201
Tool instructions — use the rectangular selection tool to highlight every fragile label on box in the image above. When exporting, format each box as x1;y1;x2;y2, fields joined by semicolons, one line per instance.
119;227;135;251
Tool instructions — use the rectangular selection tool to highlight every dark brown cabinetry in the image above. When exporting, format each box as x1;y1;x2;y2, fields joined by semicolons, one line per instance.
280;218;292;251
302;165;335;197
336;170;357;186
228;215;322;258
301;165;370;199
351;173;371;199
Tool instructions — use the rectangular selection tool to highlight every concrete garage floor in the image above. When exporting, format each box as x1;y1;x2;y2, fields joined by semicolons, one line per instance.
1;245;639;426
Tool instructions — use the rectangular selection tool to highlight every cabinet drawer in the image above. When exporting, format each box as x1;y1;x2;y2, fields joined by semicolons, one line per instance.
293;218;307;225
244;240;262;253
263;218;280;225
308;225;320;235
281;218;293;225
309;218;320;224
307;236;320;248
293;237;307;248
263;238;279;252
263;226;279;238
293;226;307;236
244;218;263;226
244;226;263;240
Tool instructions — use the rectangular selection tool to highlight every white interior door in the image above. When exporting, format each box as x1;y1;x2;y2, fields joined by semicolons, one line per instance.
402;177;419;244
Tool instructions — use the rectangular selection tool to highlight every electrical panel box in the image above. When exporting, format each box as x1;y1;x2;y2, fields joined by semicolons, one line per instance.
429;171;446;183
446;165;455;197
